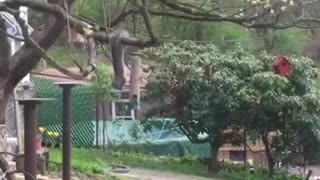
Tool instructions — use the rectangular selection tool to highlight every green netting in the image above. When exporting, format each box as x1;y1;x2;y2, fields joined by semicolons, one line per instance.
32;77;95;148
94;120;211;158
32;76;211;156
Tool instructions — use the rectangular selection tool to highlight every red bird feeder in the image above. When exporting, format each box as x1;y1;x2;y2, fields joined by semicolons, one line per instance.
273;56;292;76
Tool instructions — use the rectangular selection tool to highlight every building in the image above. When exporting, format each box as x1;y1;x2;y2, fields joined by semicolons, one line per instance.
218;140;267;167
32;64;149;121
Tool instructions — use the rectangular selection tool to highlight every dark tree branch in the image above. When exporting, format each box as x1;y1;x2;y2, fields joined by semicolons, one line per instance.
0;15;10;77
108;0;130;27
6;0;75;89
84;37;97;75
157;0;221;18
6;3;92;80
136;1;158;44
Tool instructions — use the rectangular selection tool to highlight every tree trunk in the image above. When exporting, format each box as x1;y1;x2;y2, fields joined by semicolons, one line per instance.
208;143;220;173
262;133;275;176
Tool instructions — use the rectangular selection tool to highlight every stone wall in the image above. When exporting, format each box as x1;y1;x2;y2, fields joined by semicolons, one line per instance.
5;83;34;138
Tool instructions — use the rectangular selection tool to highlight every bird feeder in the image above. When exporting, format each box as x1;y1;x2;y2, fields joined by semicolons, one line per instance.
273;56;292;76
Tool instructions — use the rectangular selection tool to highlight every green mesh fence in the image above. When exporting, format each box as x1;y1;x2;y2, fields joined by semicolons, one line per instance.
32;77;95;148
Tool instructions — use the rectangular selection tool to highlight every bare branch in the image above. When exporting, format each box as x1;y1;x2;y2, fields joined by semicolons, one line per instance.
136;1;158;44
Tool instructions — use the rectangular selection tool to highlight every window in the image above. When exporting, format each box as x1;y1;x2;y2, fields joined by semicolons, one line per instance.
111;99;135;120
229;151;245;162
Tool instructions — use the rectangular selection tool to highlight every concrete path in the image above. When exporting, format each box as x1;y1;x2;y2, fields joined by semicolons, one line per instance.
110;168;216;180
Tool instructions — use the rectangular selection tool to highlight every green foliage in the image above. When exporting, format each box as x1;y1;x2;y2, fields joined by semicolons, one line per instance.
49;148;106;175
143;41;320;173
101;151;211;177
72;0;127;25
49;148;212;177
46;46;88;67
48;148;303;179
273;29;310;55
91;63;117;101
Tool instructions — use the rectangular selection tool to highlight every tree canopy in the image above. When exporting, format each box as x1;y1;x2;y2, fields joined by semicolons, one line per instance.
142;41;320;173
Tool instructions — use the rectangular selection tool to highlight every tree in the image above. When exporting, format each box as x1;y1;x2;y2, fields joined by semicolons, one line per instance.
143;42;320;175
91;64;116;151
142;42;251;172
0;0;157;125
241;53;320;175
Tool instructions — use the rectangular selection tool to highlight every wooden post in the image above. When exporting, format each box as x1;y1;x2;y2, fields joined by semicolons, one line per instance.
129;53;141;120
95;97;99;147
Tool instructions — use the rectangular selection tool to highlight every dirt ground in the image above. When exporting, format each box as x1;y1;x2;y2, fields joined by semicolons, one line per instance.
110;168;216;180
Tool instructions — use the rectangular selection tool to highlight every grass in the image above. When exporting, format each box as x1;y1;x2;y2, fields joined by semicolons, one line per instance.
49;148;106;175
35;45;114;72
48;148;302;180
48;148;212;178
102;151;211;177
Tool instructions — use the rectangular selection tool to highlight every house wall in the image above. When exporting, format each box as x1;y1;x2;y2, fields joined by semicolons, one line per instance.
218;149;267;167
217;139;267;167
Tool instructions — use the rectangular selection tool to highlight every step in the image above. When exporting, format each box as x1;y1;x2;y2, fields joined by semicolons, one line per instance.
13;174;49;180
109;172;141;180
13;173;24;180
37;175;49;180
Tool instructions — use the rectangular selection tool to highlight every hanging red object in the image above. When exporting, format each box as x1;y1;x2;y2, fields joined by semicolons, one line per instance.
273;56;292;76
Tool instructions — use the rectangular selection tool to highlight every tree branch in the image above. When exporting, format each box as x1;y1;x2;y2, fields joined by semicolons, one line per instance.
136;1;158;44
0;15;10;77
157;0;222;18
5;0;75;88
6;3;92;80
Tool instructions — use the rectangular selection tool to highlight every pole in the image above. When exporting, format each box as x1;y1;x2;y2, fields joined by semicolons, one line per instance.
243;130;247;165
17;98;54;180
129;53;141;120
22;102;37;180
13;89;24;153
95;97;99;147
54;82;79;180
63;85;72;180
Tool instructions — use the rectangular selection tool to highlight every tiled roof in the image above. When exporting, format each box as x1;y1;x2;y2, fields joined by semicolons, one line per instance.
31;67;90;85
31;65;149;89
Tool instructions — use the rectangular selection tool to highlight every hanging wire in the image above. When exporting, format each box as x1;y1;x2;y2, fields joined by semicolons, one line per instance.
64;0;72;50
64;0;83;71
108;0;112;32
101;0;108;31
159;30;308;43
